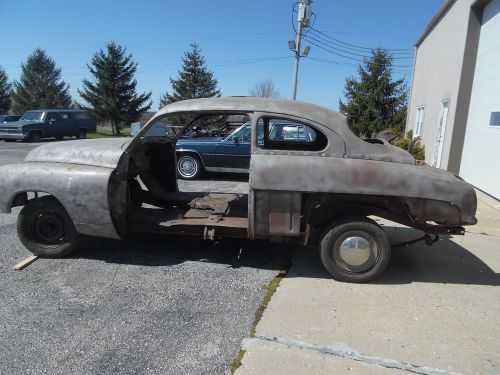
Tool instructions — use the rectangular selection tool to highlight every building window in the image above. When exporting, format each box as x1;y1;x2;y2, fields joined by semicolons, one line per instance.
415;106;425;137
490;112;500;126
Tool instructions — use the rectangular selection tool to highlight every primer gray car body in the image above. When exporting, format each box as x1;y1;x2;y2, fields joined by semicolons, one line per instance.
0;97;477;281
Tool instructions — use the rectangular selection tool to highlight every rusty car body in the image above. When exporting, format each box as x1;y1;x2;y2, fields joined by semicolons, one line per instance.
0;97;477;282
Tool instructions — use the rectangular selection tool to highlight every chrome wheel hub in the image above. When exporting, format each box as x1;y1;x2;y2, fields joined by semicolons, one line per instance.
179;157;197;177
335;233;378;273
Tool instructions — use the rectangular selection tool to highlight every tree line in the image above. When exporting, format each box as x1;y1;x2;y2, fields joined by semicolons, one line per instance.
0;43;221;135
0;42;407;138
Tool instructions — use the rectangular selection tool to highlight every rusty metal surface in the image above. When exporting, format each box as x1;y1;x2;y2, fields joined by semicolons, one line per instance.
0;162;119;239
24;138;131;168
0;98;477;242
145;97;415;164
254;190;301;236
250;153;477;228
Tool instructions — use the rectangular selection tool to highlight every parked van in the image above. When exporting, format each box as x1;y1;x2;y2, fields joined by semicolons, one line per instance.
0;109;96;141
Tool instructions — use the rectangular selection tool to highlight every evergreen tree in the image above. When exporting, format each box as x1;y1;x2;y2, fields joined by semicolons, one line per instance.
339;49;407;137
79;42;152;134
0;66;11;113
160;43;220;108
11;49;72;114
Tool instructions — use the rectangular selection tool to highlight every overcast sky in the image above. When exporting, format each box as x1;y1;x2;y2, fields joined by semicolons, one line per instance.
0;0;443;111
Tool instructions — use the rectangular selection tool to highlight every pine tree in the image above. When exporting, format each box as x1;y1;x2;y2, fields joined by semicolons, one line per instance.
0;66;11;113
79;42;152;134
160;43;220;108
339;49;407;138
11;49;72;114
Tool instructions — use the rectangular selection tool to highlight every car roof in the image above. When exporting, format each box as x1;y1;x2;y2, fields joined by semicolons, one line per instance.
155;97;351;138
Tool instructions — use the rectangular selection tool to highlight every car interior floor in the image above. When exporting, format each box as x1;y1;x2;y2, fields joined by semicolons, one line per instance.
128;191;249;236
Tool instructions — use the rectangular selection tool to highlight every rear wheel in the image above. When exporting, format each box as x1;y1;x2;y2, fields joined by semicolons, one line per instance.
319;216;391;283
77;129;86;139
17;196;80;258
177;154;203;180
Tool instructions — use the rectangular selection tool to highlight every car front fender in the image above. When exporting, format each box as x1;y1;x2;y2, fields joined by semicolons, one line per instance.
0;162;120;239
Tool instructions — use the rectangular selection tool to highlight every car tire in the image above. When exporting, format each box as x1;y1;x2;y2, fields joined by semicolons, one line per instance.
177;154;203;180
17;196;80;258
77;130;87;139
56;136;64;141
28;131;42;142
319;216;391;283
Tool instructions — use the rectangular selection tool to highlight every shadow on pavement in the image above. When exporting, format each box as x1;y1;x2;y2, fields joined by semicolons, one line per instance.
72;227;500;286
72;234;293;272
290;227;500;286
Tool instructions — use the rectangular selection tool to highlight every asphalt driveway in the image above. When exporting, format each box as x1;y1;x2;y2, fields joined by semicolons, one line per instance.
0;139;286;374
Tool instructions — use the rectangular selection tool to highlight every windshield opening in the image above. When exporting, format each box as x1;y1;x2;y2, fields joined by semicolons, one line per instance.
20;112;44;121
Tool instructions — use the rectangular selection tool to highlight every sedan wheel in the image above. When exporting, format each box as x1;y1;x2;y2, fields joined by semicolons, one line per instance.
17;196;80;257
320;216;391;283
177;155;203;179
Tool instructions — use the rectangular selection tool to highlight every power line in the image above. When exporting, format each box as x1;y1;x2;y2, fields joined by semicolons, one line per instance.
304;34;413;60
308;26;413;53
307;57;410;74
305;29;413;59
303;37;413;68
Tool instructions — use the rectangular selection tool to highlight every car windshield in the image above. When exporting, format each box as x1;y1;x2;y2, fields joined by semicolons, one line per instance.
20;111;44;121
225;123;251;142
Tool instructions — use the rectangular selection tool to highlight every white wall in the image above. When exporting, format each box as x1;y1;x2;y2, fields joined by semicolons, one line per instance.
459;0;500;198
407;0;475;168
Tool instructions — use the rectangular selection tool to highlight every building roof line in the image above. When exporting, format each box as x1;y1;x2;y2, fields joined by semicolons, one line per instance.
416;0;458;47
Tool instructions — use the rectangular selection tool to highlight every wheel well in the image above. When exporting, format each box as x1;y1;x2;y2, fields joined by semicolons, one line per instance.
29;130;43;137
302;193;410;231
10;192;62;210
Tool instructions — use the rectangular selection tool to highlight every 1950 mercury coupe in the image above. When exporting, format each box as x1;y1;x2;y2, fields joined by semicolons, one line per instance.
0;98;477;282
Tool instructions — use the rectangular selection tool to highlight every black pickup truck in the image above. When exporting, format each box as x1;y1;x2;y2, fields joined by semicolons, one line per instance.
0;109;96;141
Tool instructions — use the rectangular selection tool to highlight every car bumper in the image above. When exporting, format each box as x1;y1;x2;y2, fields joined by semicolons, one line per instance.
0;132;26;140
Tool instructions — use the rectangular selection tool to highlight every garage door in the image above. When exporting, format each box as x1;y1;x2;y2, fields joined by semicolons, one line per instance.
460;0;500;199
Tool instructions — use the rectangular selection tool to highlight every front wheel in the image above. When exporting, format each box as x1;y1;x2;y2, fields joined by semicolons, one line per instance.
319;216;391;283
77;130;86;139
17;196;80;258
28;131;41;142
177;154;203;180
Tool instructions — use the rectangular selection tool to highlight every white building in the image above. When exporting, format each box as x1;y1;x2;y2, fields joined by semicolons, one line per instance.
407;0;500;199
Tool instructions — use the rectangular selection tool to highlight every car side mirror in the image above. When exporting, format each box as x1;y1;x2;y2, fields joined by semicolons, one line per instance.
233;136;241;144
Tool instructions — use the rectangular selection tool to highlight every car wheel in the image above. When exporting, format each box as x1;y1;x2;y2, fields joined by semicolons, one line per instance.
77;130;86;139
319;216;391;283
29;131;41;142
56;136;64;141
177;154;203;180
17;196;80;258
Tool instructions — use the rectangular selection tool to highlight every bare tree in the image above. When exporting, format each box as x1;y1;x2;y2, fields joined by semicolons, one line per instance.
249;79;280;98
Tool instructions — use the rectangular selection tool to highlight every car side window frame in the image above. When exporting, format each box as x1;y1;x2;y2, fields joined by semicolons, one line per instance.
251;112;345;157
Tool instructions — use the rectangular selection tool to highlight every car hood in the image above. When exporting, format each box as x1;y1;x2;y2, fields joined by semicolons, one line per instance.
25;138;132;168
0;120;35;128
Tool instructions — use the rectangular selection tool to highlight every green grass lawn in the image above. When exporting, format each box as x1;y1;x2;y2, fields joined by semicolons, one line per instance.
87;126;131;139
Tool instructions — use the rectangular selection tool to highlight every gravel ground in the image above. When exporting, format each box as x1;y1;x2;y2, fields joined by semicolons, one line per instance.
0;139;288;374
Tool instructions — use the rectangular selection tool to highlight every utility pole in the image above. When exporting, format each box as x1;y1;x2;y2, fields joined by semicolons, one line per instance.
291;0;312;100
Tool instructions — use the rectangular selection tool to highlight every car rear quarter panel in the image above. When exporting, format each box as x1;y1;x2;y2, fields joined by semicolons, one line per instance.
0;162;119;239
250;154;477;233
